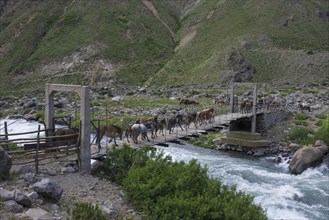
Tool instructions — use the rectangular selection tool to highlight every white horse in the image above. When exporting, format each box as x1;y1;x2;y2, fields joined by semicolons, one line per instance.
131;124;150;144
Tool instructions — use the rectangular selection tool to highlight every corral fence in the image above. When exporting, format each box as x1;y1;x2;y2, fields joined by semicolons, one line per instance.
0;122;80;174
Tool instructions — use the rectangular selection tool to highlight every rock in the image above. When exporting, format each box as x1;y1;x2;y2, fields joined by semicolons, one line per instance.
253;149;265;157
314;140;326;147
27;191;38;201
212;138;221;145
111;96;123;101
289;141;329;175
21;173;39;184
289;143;300;152
0;147;12;179
16;165;35;175
0;188;15;201
26;208;53;220
91;161;106;175
14;191;32;207
32;178;63;202
65;166;76;173
5;200;24;213
101;200;118;218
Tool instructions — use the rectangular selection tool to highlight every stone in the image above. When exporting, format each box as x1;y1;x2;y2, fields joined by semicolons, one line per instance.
0;147;12;179
26;208;53;220
21;173;39;184
5;200;23;213
314;140;326;147
16;165;35;175
32;178;63;202
27;191;38;201
65;166;76;173
14;191;32;207
0;187;15;201
289;143;300;152
91;161;106;175
101;200;118;218
289;142;329;175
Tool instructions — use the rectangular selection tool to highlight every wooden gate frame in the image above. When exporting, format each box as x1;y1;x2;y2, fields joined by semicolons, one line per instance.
230;83;257;133
45;83;91;174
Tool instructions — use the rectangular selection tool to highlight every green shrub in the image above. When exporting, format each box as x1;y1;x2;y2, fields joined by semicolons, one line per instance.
70;201;108;220
102;144;166;184
314;113;329;146
288;127;314;145
189;132;222;149
294;120;308;126
294;113;311;120
104;146;267;220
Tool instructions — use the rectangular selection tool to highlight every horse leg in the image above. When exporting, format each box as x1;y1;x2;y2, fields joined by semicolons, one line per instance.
113;137;118;146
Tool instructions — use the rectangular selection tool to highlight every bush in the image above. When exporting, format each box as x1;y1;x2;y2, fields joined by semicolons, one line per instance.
102;144;166;184
288;127;314;145
104;146;267;220
314;113;329;146
70;201;108;220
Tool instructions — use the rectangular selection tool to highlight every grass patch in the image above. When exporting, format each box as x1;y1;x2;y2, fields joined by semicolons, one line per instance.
69;201;108;220
288;127;314;145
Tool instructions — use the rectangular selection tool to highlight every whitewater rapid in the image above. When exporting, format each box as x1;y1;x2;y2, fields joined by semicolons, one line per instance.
156;144;329;220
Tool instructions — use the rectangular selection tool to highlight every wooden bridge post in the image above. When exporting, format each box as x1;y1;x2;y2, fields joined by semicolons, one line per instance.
230;83;235;113
4;122;9;150
45;84;91;174
79;86;91;174
251;84;257;133
45;84;55;133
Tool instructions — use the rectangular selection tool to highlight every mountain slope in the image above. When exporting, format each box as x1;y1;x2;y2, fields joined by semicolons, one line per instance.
0;0;328;96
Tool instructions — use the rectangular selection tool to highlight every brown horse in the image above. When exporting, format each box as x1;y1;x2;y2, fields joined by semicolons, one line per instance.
196;108;215;125
97;124;123;150
179;98;199;105
53;128;79;145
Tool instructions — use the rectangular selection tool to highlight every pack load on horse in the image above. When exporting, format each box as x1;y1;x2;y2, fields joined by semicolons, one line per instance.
96;124;123;150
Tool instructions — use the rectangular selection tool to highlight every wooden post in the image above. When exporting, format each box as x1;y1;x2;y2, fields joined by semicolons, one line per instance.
4;122;9;150
35;125;41;174
251;84;257;133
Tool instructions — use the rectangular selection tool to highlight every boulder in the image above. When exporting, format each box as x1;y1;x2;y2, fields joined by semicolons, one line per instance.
289;141;329;175
25;208;53;220
14;191;32;207
32;178;63;202
0;147;12;179
0;188;15;201
5;200;23;213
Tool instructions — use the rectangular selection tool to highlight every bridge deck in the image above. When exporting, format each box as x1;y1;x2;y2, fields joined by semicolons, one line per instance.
91;112;258;155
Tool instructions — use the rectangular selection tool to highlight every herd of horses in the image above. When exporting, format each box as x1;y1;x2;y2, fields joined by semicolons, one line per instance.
95;107;215;149
51;96;312;150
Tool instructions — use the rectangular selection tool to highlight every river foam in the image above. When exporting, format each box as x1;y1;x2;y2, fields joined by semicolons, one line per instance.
156;143;329;220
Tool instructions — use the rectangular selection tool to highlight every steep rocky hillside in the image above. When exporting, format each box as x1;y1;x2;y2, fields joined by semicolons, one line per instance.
0;0;328;97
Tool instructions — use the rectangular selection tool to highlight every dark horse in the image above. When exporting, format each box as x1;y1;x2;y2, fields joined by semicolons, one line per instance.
96;124;123;150
53;127;79;146
167;114;184;134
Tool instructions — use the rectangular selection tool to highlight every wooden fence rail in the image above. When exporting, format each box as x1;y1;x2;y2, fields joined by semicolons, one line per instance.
0;123;80;174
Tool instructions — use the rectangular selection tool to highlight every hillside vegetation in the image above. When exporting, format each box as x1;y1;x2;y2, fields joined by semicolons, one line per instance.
0;0;328;96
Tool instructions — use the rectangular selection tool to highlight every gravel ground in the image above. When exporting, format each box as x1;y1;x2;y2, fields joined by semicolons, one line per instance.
0;154;141;220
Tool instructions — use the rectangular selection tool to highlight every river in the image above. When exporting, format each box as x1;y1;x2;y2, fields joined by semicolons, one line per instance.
1;119;328;219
